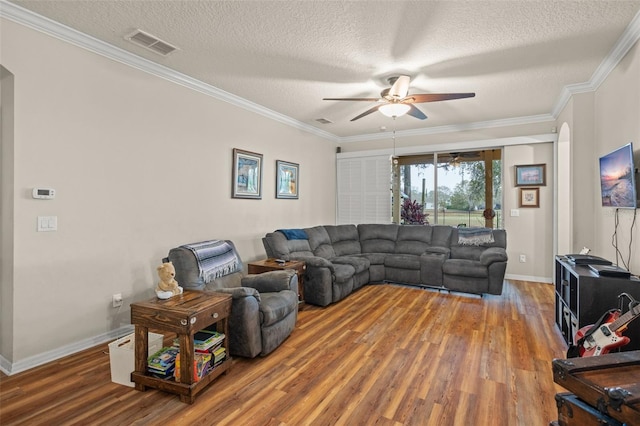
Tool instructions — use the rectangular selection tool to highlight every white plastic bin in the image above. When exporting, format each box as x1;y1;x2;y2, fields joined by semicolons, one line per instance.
109;332;164;387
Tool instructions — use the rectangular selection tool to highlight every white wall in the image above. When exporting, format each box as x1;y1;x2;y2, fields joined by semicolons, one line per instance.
592;40;640;273
503;143;554;282
0;19;336;369
555;41;640;274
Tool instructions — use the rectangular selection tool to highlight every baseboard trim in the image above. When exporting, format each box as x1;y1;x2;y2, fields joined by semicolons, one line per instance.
0;325;134;376
505;273;552;284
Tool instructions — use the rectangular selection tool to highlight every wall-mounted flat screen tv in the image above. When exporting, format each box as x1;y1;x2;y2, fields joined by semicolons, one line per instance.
599;142;638;208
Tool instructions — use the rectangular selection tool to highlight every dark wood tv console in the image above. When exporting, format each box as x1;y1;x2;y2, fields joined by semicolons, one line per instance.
554;255;640;352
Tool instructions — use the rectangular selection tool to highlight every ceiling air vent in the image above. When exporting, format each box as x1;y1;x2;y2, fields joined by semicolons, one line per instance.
125;29;178;56
315;118;333;124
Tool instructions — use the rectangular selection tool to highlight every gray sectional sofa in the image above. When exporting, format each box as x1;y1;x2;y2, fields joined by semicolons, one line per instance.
262;224;508;306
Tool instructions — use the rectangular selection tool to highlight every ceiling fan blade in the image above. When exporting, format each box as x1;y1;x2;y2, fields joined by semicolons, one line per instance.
389;75;410;99
323;97;381;102
406;93;476;103
350;105;381;121
407;104;427;120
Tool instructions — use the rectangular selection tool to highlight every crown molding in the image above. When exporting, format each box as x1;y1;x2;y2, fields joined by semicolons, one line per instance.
338;114;556;144
551;8;640;118
2;0;640;143
0;1;339;143
337;133;558;159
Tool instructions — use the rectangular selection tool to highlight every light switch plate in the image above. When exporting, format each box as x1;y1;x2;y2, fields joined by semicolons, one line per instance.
37;216;57;232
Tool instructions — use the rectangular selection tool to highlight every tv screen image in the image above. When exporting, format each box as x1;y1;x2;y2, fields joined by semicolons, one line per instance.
599;143;638;208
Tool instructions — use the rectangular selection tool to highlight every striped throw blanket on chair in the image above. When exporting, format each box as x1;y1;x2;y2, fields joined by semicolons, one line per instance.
181;240;240;283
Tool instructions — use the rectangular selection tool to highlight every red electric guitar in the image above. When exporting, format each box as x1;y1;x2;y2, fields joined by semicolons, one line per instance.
575;302;640;357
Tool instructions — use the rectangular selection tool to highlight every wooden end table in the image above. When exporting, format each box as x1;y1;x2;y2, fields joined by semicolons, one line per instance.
130;291;232;404
248;258;306;308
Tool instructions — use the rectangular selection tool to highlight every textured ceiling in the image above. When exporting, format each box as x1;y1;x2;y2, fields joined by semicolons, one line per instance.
6;0;640;139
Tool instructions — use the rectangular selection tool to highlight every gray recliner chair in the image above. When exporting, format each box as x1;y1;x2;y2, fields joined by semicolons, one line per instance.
165;240;298;358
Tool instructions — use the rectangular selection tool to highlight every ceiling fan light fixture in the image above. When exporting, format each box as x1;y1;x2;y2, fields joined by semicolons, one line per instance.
379;103;411;118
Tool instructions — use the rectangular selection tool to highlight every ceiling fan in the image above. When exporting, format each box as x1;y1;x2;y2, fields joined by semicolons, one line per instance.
323;75;475;122
448;151;481;167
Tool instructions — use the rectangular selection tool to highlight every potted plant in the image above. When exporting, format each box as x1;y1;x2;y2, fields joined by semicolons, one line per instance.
401;199;429;225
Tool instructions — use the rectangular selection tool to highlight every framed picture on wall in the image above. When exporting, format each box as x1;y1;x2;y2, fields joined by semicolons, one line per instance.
232;148;263;199
515;164;546;186
519;187;540;208
276;160;299;199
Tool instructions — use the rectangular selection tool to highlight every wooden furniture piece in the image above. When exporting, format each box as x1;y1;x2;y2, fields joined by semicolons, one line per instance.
130;291;232;404
554;392;624;426
552;351;640;425
248;258;306;307
554;255;640;351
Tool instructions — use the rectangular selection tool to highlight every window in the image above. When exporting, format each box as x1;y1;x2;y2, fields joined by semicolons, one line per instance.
396;150;502;228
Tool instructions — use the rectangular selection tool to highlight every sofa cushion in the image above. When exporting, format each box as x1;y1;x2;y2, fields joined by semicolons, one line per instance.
385;254;421;270
263;231;314;260
443;259;488;278
450;228;506;260
357;252;386;265
395;225;433;255
325;224;361;256
450;245;484;261
259;291;298;327
305;226;336;259
358;224;398;253
431;225;454;247
331;256;370;274
333;263;356;282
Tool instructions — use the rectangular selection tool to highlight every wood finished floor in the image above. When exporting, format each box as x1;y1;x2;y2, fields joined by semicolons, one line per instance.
0;280;567;425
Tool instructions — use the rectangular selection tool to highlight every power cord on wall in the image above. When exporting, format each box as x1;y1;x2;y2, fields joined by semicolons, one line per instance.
611;208;637;271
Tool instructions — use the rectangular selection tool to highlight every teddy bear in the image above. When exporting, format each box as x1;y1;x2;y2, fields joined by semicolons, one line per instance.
155;261;183;300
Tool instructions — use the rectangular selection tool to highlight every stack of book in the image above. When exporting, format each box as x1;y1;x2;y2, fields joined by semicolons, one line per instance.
174;352;212;383
193;329;225;352
171;329;226;382
212;345;226;367
147;346;179;379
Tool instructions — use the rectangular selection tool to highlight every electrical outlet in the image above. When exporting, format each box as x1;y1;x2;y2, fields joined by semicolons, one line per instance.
519;254;526;263
112;293;123;308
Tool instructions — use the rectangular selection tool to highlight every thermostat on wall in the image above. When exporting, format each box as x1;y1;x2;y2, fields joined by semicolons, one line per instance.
32;187;55;199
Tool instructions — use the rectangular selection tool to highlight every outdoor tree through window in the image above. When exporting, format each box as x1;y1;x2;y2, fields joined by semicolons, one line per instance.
396;150;502;228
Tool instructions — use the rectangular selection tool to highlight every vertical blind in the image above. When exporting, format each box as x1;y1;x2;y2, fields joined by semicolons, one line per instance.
336;155;392;224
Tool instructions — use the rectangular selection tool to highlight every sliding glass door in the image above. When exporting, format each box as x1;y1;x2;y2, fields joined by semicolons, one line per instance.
396;149;502;228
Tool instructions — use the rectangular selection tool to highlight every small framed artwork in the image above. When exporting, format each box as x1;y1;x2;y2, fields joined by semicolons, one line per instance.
519;187;540;208
515;164;546;186
232;148;263;199
276;160;299;199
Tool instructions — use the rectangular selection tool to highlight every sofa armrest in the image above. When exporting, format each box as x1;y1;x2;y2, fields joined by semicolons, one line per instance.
480;247;508;266
242;270;296;293
423;246;451;256
212;286;261;302
291;255;334;271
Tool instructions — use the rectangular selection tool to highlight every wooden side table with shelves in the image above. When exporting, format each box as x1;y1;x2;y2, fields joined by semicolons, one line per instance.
248;258;306;308
130;291;232;404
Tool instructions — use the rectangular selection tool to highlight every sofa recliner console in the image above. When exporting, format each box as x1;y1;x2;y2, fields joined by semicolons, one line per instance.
263;224;507;307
